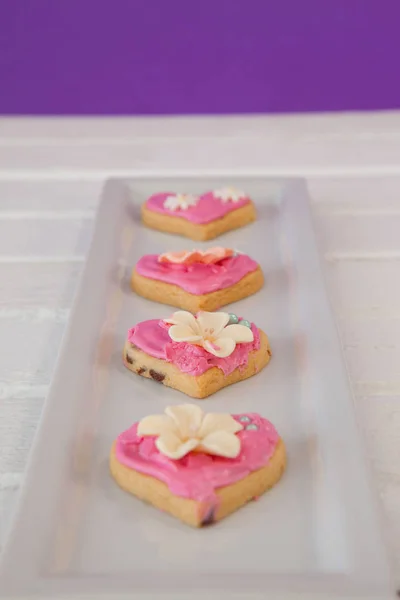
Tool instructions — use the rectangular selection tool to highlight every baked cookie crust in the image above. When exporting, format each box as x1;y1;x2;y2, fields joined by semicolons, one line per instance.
131;265;264;312
123;329;271;399
110;438;286;527
141;201;256;241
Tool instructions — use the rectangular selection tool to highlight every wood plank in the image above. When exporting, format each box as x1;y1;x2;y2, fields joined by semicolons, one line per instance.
0;320;67;399
0;179;101;213
0;397;43;547
377;472;400;583
1;112;400;140
0;218;92;259
337;319;400;395
0;397;44;474
340;318;400;348
0;486;21;550
356;395;400;579
1;137;400;177
356;396;400;472
0;262;82;310
316;213;400;256
309;175;400;211
0;264;78;397
324;260;400;318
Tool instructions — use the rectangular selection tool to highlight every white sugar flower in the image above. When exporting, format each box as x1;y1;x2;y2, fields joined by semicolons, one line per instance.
164;310;254;358
138;404;243;460
213;187;247;203
163;193;199;211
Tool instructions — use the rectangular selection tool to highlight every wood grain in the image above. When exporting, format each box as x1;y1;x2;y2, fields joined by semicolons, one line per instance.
338;319;400;396
0;179;101;212
324;260;400;318
1;112;400;140
0;262;82;309
315;213;400;255
0;218;92;259
308;175;400;209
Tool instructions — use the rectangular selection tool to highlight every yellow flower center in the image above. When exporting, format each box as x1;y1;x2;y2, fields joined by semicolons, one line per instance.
202;326;215;341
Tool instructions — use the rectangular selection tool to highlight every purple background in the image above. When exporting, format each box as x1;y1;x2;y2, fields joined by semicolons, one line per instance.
1;0;400;115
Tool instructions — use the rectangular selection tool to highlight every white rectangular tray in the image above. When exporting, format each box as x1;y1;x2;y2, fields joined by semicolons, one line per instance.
0;178;393;599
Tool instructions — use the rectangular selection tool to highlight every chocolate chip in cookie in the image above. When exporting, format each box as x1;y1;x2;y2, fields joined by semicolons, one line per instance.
149;369;165;383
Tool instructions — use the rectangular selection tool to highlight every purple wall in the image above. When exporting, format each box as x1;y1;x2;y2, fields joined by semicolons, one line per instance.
1;0;400;115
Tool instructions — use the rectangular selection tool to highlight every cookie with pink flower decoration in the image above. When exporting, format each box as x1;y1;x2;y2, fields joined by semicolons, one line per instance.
123;310;271;398
141;187;256;241
110;404;286;527
132;247;264;312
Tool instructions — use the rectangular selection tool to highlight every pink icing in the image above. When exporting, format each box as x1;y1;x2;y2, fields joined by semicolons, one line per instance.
115;414;280;507
145;191;251;224
127;319;260;376
135;254;259;295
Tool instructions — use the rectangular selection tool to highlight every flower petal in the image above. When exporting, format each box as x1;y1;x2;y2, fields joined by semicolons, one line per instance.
164;310;200;332
213;187;245;203
180;194;198;207
168;324;202;343
137;414;177;437
203;337;235;358
201;247;234;264
156;431;199;459
199;431;241;458
158;250;193;264
218;323;254;343
183;251;204;264
198;413;243;438
196;311;230;337
164;197;179;210
165;404;204;439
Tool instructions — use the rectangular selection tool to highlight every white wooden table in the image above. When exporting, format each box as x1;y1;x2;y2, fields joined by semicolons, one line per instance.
1;113;400;585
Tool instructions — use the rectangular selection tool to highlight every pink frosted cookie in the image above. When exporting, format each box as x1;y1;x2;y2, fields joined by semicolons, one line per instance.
132;247;264;311
110;404;286;527
123;310;271;398
141;187;256;241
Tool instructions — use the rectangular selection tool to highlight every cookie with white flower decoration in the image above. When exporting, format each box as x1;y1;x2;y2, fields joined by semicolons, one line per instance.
131;247;264;312
141;187;256;241
123;310;271;398
110;404;286;527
